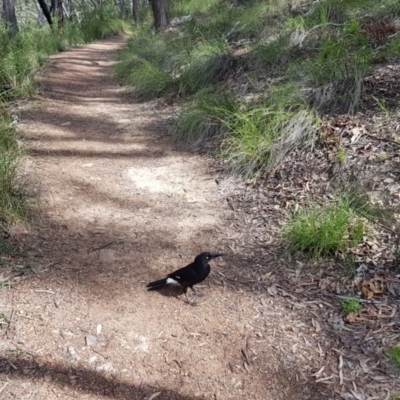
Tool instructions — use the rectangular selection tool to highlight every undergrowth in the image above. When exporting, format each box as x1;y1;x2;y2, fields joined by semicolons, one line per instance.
0;114;27;227
0;2;127;100
388;347;400;371
283;196;366;259
116;0;400;177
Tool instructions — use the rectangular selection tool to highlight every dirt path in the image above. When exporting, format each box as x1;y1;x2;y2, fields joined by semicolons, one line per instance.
0;37;337;400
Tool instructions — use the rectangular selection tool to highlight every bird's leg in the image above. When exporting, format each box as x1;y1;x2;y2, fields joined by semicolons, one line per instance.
190;286;203;297
183;288;194;306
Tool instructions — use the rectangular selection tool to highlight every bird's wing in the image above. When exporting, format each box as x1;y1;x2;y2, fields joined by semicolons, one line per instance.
167;263;193;282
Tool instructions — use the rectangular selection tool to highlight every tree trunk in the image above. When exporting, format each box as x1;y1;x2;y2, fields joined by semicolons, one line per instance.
36;0;53;26
150;0;169;31
2;0;18;36
132;0;138;24
55;0;64;26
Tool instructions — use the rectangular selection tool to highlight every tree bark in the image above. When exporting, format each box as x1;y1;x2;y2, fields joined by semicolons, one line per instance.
132;0;138;24
55;0;64;26
150;0;169;31
36;0;53;26
2;0;18;36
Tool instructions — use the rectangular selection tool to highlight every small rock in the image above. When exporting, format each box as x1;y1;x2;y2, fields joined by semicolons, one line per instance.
85;334;97;347
67;346;78;359
88;356;97;364
44;374;52;382
97;362;114;372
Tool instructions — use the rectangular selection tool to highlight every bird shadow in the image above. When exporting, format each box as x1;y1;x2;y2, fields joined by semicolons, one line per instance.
146;286;203;306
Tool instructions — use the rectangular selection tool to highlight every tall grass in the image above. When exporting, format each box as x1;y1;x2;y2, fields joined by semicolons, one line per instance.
173;81;316;177
0;114;27;227
117;0;400;179
115;29;231;99
173;91;238;148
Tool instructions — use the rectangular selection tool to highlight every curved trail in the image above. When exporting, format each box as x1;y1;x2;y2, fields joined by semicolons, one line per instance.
0;37;330;399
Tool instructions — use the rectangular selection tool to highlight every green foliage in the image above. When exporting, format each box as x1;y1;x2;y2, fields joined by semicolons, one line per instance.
292;29;373;113
80;2;126;43
340;297;361;314
337;148;346;163
283;197;366;258
127;60;176;99
256;33;294;71
0;114;27;226
221;104;298;177
117;0;400;178
170;0;221;17
173;82;315;176
173;92;238;148
388;347;400;370
0;2;126;100
115;27;231;99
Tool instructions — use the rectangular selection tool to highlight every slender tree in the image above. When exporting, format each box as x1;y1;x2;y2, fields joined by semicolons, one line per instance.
36;0;53;26
150;0;169;31
55;0;64;26
2;0;18;35
132;0;138;24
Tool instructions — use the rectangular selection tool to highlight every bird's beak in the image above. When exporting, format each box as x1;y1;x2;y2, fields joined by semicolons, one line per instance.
209;253;224;260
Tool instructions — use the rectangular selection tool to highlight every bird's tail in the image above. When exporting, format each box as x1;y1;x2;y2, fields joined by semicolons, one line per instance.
146;278;168;290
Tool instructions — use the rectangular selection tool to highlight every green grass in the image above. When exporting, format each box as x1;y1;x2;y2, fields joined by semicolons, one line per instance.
115;27;231;99
127;60;176;99
173;81;316;176
340;297;361;314
337;148;346;163
0;114;27;227
388;347;400;370
116;0;400;178
170;0;221;17
283;196;366;258
173;91;238;148
0;2;126;100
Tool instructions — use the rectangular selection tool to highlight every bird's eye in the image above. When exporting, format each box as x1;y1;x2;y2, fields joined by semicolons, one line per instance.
206;256;210;260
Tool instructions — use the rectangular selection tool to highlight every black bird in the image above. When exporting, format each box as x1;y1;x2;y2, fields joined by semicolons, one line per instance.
146;252;223;304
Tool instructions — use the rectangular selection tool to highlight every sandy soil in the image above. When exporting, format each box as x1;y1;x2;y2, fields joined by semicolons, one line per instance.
0;36;339;400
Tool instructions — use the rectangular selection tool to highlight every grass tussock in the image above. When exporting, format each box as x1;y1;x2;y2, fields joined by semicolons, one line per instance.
283;196;366;259
340;297;361;314
173;92;238;149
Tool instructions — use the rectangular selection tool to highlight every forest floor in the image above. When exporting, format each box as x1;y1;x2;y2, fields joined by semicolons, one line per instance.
0;36;399;400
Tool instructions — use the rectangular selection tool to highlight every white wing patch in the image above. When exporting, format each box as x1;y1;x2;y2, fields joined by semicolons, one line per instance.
166;277;180;285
